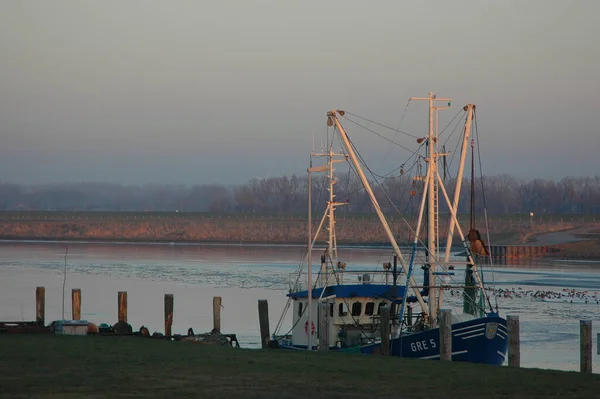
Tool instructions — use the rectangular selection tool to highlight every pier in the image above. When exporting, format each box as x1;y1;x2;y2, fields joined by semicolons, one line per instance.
487;244;560;259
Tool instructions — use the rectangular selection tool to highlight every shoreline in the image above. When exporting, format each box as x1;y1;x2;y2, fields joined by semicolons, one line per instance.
3;236;600;262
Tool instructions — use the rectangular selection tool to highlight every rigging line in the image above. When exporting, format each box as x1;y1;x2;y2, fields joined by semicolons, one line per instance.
344;133;432;257
442;112;470;183
344;131;471;284
341;115;423;156
332;133;421;201
438;108;465;139
334;116;426;182
474;110;499;307
379;100;412;170
344;110;419;139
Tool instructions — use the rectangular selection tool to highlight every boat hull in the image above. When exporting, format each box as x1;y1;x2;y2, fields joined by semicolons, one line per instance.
362;316;507;365
277;316;507;366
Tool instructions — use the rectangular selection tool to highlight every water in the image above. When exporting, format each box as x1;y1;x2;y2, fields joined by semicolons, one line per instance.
0;241;599;372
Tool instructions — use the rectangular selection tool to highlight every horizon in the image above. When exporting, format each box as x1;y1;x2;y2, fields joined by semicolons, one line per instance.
1;1;598;186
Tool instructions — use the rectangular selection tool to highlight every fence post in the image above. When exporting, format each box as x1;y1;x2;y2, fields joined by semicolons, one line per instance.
213;296;222;332
258;300;270;349
380;305;390;356
118;291;127;323
440;309;452;361
164;294;174;337
71;289;81;320
580;320;592;373
318;302;329;351
36;287;45;327
507;315;520;367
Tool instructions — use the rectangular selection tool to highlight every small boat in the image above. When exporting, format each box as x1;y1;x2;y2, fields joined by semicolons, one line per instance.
272;93;508;365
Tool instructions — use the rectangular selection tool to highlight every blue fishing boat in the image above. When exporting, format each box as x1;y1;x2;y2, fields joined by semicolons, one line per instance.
273;93;507;365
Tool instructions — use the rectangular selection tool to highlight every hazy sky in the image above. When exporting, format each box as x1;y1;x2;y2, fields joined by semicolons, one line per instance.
1;1;598;185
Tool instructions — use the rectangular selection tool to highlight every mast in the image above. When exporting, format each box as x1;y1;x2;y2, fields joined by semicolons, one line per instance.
409;92;451;324
328;110;429;315
311;148;347;287
443;105;474;261
440;104;474;310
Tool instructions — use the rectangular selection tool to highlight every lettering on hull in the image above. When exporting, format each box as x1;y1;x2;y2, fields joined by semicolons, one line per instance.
410;339;437;352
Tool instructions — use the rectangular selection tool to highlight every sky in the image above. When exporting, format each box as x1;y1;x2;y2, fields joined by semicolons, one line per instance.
0;0;598;186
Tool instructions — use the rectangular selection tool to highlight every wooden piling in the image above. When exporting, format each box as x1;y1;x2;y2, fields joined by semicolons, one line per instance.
380;305;390;356
318;302;329;351
213;296;221;333
507;315;520;367
164;294;174;337
35;286;45;327
580;320;592;373
118;291;127;323
258;300;270;349
71;288;81;320
439;309;452;361
406;306;413;326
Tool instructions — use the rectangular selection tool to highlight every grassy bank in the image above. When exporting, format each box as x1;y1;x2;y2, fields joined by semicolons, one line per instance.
0;336;598;398
0;211;589;247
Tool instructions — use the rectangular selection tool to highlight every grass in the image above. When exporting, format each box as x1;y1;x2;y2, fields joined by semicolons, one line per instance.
0;336;599;398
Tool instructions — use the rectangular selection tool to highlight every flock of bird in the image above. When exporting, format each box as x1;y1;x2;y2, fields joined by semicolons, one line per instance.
447;288;600;305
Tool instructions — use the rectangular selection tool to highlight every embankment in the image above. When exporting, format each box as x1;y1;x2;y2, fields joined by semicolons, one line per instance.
2;212;599;258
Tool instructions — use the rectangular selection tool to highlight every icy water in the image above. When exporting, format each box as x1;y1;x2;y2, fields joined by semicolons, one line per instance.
1;241;599;373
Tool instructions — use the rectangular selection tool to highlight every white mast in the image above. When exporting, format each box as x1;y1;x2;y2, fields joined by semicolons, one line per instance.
311;147;346;287
409;92;451;324
439;104;474;310
328;110;429;314
443;104;474;261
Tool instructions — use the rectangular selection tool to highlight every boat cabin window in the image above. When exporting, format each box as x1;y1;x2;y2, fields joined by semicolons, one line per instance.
351;302;362;316
329;303;334;317
338;303;348;316
365;302;375;316
298;302;303;317
377;301;386;315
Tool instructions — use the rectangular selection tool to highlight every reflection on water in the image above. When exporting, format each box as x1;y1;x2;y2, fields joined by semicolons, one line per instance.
0;241;599;372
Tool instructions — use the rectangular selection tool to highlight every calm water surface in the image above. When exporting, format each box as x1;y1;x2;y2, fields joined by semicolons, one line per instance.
1;241;599;372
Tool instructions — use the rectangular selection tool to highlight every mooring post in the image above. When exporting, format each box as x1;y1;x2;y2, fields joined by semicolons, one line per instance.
507;315;520;367
118;291;127;323
380;305;390;356
318;302;329;351
440;309;452;361
406;306;413;326
71;288;81;320
213;296;221;333
258;299;270;349
35;286;45;327
164;294;174;337
580;320;592;373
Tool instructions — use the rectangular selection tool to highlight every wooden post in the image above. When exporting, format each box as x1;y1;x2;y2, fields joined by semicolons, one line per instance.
580;320;592;373
213;296;221;332
118;291;127;323
258;300;270;349
71;288;81;320
439;309;452;361
507;315;520;367
318;302;329;351
380;305;390;356
164;294;174;337
35;286;45;327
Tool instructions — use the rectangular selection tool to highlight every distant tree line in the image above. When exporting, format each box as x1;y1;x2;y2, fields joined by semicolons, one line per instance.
1;174;600;215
